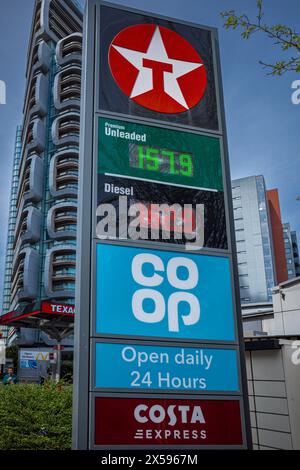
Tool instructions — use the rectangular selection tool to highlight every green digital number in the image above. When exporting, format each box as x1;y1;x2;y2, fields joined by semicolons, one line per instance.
136;145;193;177
146;147;160;171
179;154;193;176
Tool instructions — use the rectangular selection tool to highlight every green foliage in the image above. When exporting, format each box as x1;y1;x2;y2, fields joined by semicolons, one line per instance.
221;0;300;75
60;361;73;384
0;383;72;450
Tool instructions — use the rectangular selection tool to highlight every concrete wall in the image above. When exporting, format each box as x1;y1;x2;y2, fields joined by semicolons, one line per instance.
246;340;300;450
263;278;300;336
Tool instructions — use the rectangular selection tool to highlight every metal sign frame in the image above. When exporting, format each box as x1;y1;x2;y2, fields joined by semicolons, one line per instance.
72;0;252;450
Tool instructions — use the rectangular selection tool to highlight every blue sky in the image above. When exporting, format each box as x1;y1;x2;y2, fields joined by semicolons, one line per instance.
0;0;299;304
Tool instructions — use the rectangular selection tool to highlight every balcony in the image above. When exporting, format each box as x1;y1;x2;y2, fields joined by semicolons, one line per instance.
11;248;39;303
52;268;76;281
21;119;46;167
51;111;80;147
56;32;82;66
57;169;78;179
44;245;76;299
47;201;77;240
55;211;77;222
53;65;81;110
14;206;42;250
52;253;76;267
49;149;78;198
16;155;44;208
32;40;51;74
23;73;49;127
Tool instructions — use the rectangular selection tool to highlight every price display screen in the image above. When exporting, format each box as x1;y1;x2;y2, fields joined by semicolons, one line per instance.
129;144;194;177
98;117;224;192
97;174;227;249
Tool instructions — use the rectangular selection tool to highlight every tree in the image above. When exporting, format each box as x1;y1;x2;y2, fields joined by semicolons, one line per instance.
221;0;300;75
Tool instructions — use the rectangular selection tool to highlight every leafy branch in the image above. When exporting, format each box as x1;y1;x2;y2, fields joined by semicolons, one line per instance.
221;0;300;75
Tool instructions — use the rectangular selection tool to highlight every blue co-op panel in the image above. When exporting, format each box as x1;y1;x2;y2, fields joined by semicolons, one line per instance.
95;342;239;392
95;244;235;342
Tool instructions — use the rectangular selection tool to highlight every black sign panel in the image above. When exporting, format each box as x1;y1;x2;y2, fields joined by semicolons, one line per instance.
96;174;227;249
99;5;219;131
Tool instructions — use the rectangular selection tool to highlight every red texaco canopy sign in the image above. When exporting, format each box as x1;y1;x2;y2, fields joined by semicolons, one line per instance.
108;24;207;114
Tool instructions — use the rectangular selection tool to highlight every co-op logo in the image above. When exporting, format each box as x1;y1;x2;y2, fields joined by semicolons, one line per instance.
131;253;200;332
109;24;207;113
134;404;205;426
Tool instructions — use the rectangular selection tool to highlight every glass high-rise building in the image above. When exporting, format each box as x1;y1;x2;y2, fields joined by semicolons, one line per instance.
283;223;300;279
232;175;276;303
0;0;83;344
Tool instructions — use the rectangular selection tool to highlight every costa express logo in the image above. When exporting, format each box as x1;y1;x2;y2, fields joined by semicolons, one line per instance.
108;24;207;113
134;403;206;441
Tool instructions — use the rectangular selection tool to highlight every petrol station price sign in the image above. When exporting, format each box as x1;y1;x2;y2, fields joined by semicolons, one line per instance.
97;174;227;249
98;117;223;191
73;0;251;451
97;117;227;248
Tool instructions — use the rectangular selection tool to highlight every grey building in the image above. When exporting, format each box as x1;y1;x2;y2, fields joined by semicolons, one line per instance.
1;0;83;345
232;175;276;304
283;223;300;279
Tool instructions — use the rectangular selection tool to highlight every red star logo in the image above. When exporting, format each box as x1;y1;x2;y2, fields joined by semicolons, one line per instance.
108;24;207;114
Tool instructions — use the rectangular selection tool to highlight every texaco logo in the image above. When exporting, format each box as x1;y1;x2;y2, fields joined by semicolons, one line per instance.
108;24;207;114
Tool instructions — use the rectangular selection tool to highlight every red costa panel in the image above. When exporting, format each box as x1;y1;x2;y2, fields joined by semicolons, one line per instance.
94;397;243;446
